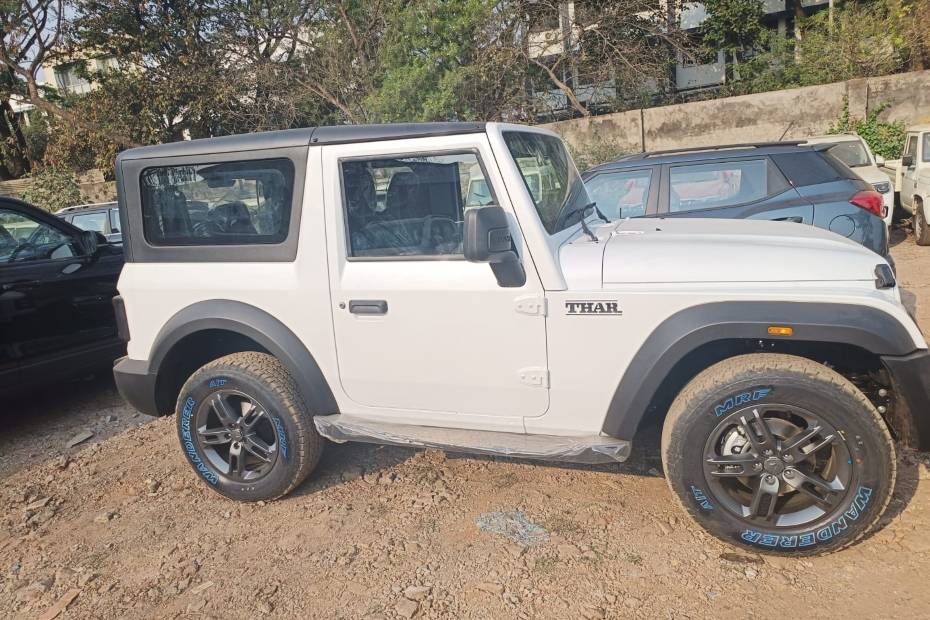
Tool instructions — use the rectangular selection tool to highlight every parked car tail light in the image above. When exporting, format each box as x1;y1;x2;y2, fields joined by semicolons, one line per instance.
849;190;884;217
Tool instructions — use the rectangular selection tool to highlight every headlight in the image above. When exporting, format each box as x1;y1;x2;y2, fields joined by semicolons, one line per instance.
872;181;891;194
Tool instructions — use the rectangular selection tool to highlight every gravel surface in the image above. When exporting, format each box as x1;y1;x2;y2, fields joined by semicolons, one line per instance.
1;229;928;619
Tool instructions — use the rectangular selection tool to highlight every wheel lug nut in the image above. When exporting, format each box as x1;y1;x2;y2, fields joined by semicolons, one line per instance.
784;469;794;479
783;454;793;462
763;450;773;456
765;474;777;484
753;463;763;471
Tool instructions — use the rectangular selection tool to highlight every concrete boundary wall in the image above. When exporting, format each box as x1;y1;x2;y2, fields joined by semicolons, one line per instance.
545;70;930;157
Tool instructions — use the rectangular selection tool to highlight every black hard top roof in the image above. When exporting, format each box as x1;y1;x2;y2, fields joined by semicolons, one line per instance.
117;122;488;161
583;141;827;174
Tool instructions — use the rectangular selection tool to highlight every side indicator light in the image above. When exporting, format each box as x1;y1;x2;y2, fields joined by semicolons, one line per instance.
767;326;793;336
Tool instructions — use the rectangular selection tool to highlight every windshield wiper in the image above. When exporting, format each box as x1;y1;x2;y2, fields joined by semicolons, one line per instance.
564;202;609;242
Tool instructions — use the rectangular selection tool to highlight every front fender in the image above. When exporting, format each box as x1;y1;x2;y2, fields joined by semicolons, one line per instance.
601;301;922;441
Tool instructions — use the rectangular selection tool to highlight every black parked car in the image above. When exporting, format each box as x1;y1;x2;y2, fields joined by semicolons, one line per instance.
0;197;124;394
56;201;122;244
582;142;889;257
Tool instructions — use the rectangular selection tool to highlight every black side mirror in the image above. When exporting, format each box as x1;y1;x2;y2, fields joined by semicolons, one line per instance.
464;206;526;287
902;154;914;167
80;230;106;255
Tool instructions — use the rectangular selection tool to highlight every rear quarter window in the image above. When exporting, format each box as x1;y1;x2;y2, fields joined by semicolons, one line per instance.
771;151;858;187
140;158;294;246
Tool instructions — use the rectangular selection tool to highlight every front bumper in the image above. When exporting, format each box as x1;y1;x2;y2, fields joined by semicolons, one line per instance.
882;350;930;450
113;356;161;417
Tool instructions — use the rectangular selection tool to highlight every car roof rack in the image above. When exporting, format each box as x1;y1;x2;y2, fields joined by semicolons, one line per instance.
618;141;807;161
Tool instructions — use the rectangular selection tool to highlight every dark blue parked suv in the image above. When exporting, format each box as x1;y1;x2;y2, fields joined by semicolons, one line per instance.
582;142;889;257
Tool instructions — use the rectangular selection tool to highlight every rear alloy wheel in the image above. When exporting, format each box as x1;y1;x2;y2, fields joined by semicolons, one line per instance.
662;353;895;555
176;352;323;501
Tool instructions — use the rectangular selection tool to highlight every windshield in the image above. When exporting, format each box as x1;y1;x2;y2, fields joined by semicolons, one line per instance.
827;141;872;167
503;131;591;234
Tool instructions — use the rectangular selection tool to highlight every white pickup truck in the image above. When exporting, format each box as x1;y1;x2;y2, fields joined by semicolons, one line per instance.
883;124;930;245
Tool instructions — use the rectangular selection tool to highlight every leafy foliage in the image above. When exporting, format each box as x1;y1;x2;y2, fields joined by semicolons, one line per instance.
829;98;907;160
21;165;82;212
701;0;766;55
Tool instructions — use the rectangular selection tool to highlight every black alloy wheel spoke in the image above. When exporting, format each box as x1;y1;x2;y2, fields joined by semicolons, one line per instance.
242;407;266;431
782;425;836;464
228;443;248;480
244;436;274;463
749;475;780;520
783;468;839;510
198;427;231;446
739;409;778;456
211;393;240;428
706;453;759;477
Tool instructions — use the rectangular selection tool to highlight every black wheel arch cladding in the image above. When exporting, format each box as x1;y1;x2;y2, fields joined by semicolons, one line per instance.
150;299;339;416
602;301;921;440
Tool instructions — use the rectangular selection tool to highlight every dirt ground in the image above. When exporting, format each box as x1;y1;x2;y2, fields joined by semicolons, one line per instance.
2;230;929;620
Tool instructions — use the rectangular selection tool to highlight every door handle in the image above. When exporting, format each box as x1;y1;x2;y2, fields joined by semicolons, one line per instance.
1;280;41;292
348;300;388;315
773;216;803;223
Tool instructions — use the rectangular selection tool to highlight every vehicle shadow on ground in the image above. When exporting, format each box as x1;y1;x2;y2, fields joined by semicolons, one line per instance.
0;372;150;479
289;440;420;498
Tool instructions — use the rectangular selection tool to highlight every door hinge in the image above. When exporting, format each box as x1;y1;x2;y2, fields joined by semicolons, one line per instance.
514;295;547;317
519;367;550;388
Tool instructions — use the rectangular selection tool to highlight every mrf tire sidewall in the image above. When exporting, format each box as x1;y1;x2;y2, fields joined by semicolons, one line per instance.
661;353;895;556
175;352;322;502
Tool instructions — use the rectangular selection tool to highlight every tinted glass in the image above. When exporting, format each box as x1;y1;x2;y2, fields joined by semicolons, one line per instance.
503;132;591;234
827;141;871;167
0;209;80;263
71;211;108;234
342;152;486;258
903;135;918;162
669;159;768;212
140;159;294;246
771;151;857;186
585;169;652;218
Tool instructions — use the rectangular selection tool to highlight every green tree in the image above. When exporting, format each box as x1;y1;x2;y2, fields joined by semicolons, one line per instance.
829;98;907;160
701;0;766;80
21;165;81;212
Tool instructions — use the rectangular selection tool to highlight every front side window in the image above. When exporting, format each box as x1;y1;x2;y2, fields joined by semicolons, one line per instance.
71;211;108;234
503;132;591;234
904;135;918;162
140;159;294;246
342;152;488;258
669;159;768;212
0;209;80;263
923;133;930;162
585;169;652;219
827;141;871;168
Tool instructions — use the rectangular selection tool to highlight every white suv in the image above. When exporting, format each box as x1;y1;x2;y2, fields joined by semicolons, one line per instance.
112;123;929;555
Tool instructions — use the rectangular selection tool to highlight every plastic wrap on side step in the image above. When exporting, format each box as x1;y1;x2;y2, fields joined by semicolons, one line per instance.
313;415;630;464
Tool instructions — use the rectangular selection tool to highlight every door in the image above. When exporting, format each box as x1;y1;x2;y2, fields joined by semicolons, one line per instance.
323;137;549;421
660;157;814;224
0;206;122;384
901;134;919;209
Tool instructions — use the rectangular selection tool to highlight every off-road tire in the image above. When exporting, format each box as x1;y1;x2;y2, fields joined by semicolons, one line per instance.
661;353;895;556
915;198;930;246
175;352;323;501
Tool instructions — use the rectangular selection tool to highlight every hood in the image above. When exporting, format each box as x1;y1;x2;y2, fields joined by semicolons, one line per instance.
597;217;882;284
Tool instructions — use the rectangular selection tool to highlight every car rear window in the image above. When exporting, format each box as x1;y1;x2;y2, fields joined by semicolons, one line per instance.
140;158;294;246
771;151;859;187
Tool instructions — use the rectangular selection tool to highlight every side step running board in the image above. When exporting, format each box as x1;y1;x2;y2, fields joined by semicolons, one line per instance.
313;414;630;464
